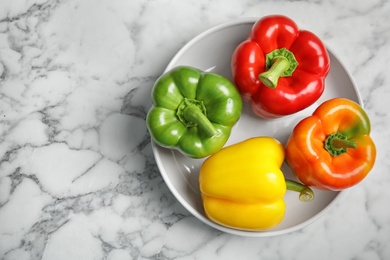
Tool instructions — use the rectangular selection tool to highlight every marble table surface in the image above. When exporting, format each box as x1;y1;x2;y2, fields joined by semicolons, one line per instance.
1;0;389;259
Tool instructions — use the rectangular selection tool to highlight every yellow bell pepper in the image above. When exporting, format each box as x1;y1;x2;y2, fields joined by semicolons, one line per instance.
199;137;314;231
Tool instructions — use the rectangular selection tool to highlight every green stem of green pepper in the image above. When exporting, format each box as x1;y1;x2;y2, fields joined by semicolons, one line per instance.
182;104;219;138
286;179;314;202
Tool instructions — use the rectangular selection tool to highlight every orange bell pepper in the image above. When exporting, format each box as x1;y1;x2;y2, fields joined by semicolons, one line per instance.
285;98;376;190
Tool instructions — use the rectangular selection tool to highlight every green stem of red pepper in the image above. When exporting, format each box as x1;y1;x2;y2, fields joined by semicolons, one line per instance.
176;98;219;137
325;132;357;156
286;179;315;202
259;48;299;89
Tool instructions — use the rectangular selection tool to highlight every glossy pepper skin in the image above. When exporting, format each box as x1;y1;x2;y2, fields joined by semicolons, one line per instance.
285;98;376;190
231;15;330;118
146;66;242;158
199;137;314;231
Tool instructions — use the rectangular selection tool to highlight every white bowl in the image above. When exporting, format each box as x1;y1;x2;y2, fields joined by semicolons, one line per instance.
152;18;361;237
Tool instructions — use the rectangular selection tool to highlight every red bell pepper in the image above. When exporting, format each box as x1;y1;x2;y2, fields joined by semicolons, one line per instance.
231;15;330;118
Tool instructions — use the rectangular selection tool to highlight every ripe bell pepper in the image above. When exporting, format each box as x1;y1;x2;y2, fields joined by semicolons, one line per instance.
285;98;376;190
231;15;330;118
146;66;242;158
199;137;314;231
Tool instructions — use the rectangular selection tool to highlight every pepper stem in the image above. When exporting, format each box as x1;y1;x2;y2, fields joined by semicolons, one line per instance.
325;132;357;156
259;57;289;88
176;98;219;138
259;48;299;89
286;179;314;202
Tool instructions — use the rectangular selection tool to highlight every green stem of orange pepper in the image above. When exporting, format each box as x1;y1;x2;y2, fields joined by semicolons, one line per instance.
325;132;357;156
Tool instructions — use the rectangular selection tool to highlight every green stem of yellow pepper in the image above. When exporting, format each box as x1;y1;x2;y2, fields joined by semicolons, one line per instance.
286;179;314;202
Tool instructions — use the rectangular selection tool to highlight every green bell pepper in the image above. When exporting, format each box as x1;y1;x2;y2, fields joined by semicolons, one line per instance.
146;66;242;158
